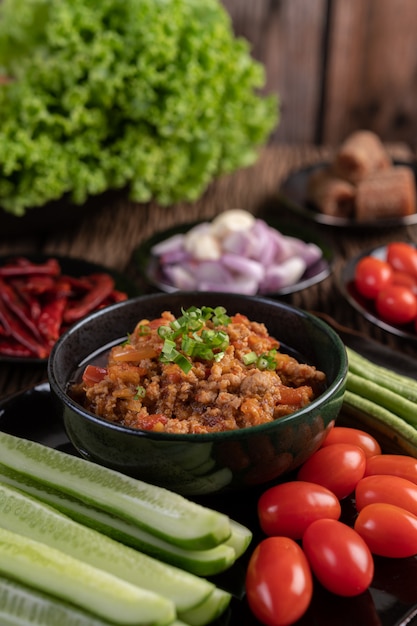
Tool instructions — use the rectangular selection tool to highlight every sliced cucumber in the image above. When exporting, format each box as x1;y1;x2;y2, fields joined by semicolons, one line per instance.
0;431;230;550
0;575;113;625
0;482;214;613
0;526;175;626
178;588;232;626
0;467;237;576
224;519;253;559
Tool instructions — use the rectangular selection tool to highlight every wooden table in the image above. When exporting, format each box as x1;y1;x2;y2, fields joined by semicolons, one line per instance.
1;143;417;401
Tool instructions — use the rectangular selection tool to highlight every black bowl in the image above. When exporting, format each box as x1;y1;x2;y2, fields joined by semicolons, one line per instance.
48;292;347;496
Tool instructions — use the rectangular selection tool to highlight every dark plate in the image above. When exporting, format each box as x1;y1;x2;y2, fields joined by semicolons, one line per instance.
278;159;417;228
132;218;334;297
0;254;141;364
338;245;417;344
2;341;417;626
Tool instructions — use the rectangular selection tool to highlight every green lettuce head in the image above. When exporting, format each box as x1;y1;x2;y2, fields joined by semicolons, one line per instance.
0;0;278;216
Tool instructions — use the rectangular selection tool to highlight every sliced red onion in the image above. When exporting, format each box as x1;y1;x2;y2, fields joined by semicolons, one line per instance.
151;213;324;295
246;220;277;264
285;237;323;266
151;233;185;256
267;228;299;263
162;265;197;290
160;249;190;265
193;261;234;284
210;209;255;238
221;230;254;256
184;227;221;260
220;253;265;282
259;257;307;293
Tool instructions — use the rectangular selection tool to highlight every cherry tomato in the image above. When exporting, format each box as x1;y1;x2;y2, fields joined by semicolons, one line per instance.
356;474;417;518
320;427;381;458
245;536;313;626
82;364;107;385
365;454;417;485
392;269;417;294
375;284;417;325
257;480;341;539
354;256;393;299
297;443;366;499
302;518;374;597
354;502;417;558
386;242;417;279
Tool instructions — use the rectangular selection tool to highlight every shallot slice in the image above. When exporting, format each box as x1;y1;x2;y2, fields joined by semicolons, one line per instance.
259;257;307;293
162;265;197;290
151;234;185;256
151;209;325;295
220;254;265;282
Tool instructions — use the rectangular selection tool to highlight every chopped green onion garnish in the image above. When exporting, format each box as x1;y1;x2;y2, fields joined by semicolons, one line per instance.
243;348;278;370
257;356;269;370
155;306;232;373
137;325;150;336
172;352;192;374
161;338;177;356
157;326;173;339
243;351;258;365
121;334;131;347
134;385;146;399
181;335;196;356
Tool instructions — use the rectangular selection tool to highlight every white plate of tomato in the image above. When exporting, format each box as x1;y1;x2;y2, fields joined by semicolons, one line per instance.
338;241;417;343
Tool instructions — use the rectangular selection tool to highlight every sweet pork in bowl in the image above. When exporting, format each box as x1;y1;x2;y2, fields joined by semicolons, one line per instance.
48;292;347;496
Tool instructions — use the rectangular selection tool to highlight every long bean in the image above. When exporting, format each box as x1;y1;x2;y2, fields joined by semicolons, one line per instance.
346;346;417;403
342;348;417;456
346;372;417;427
343;390;417;451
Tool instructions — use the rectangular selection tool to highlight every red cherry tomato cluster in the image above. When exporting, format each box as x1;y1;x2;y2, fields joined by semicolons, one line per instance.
245;426;417;626
354;242;417;327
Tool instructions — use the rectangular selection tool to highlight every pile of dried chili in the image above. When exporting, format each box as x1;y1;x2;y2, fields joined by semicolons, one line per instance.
0;256;128;359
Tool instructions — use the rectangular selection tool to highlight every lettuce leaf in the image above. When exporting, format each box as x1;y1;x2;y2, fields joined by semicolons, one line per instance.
0;0;278;216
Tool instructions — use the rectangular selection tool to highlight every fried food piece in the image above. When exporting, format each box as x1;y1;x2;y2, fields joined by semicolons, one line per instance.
332;130;392;183
306;166;356;217
355;165;416;221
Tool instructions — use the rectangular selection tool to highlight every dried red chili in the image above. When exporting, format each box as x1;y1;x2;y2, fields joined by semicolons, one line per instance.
0;257;60;277
0;277;44;343
0;298;49;359
0;257;129;359
63;273;115;323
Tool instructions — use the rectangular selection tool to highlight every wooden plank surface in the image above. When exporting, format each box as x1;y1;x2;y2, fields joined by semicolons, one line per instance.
324;0;417;145
221;0;417;147
221;0;327;143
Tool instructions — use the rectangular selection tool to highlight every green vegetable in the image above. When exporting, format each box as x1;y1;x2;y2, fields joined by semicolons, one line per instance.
0;463;240;577
0;0;278;216
179;588;232;626
346;346;417;403
343;390;417;451
0;575;118;626
0;482;217;615
157;306;231;372
0;431;231;550
342;348;417;454
242;348;278;370
0;526;176;626
346;372;417;427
